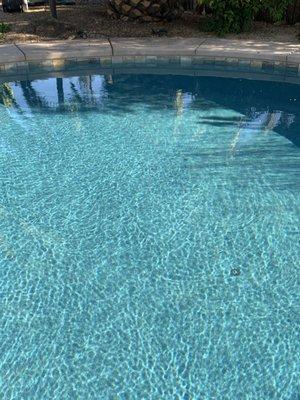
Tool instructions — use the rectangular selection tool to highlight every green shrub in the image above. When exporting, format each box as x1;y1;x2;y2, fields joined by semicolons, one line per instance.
200;0;294;35
264;0;293;22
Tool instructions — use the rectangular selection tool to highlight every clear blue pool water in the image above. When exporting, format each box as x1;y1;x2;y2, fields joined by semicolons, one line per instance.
0;73;299;399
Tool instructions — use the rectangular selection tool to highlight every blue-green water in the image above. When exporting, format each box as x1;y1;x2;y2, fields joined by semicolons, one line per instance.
0;74;299;399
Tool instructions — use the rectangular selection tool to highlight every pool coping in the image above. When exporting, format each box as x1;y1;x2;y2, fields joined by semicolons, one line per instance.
1;38;300;83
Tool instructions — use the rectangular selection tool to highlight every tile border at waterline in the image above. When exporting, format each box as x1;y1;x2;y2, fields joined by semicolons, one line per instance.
1;56;299;84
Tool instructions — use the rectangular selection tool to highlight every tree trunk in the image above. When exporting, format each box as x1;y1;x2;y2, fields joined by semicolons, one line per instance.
107;0;183;22
22;0;29;12
50;0;57;19
286;0;300;23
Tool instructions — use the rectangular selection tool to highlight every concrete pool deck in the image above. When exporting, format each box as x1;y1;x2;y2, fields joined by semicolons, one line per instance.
1;38;300;82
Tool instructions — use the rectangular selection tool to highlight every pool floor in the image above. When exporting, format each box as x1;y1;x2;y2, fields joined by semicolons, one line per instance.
0;74;299;399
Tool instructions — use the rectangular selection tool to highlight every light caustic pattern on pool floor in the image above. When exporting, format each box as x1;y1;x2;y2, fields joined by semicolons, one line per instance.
0;75;299;399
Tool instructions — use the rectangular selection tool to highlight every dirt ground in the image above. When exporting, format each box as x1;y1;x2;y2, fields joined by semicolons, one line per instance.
0;4;299;43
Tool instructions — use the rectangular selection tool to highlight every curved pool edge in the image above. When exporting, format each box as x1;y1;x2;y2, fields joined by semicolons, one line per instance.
0;38;300;84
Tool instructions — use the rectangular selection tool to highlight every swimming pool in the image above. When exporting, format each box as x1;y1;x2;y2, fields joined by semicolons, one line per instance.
0;72;299;399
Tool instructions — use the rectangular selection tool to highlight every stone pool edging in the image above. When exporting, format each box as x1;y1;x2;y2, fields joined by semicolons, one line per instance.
0;38;300;83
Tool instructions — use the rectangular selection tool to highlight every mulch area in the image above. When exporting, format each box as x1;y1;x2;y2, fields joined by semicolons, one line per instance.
0;4;299;43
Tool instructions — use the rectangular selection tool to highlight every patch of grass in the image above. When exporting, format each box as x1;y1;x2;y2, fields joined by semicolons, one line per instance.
0;22;11;39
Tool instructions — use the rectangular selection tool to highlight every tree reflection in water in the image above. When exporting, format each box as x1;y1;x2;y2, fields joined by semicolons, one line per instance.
1;73;299;147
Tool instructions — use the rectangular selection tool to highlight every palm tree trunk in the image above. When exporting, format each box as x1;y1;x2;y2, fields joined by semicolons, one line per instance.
50;0;57;19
